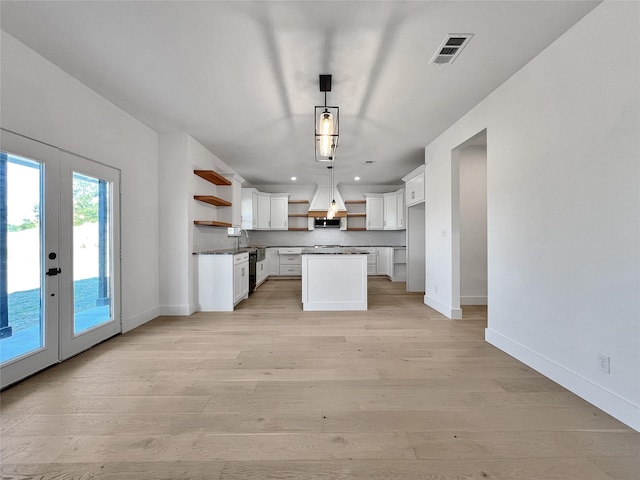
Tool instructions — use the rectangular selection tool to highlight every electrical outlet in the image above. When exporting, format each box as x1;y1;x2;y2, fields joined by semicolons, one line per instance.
597;353;610;374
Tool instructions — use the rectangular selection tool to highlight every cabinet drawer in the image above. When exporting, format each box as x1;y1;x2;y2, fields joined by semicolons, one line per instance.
279;265;302;276
234;252;249;264
279;247;302;255
280;255;301;265
367;264;377;275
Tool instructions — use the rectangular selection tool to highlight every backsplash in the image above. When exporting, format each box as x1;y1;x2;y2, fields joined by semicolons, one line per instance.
250;229;405;247
193;226;241;252
192;227;405;252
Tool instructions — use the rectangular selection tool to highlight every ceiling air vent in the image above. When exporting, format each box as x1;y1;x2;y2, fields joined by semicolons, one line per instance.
430;33;473;65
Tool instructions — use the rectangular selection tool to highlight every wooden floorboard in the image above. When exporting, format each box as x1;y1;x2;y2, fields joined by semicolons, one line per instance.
1;277;638;479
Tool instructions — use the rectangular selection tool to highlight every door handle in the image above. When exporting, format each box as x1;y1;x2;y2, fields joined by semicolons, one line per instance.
46;267;61;276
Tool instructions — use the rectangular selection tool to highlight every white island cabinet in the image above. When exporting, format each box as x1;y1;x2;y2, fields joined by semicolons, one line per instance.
301;248;368;311
197;251;249;311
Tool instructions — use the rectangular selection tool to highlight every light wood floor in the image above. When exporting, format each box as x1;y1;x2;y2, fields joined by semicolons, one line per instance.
1;278;638;479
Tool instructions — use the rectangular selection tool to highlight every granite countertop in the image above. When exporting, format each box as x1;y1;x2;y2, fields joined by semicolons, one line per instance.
195;245;404;255
301;247;369;255
194;247;257;255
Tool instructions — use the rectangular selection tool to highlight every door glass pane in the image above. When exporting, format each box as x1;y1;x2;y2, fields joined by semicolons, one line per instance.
0;153;44;364
72;172;112;335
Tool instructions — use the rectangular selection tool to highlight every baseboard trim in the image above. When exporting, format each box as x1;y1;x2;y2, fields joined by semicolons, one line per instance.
424;295;463;319
122;306;160;333
485;328;640;432
158;305;192;316
460;295;488;306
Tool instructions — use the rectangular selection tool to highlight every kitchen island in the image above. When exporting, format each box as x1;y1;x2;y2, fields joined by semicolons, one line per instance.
301;247;369;311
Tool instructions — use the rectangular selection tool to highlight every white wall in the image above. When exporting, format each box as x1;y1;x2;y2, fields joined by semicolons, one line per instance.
423;2;640;430
158;133;242;315
459;146;487;305
0;31;160;332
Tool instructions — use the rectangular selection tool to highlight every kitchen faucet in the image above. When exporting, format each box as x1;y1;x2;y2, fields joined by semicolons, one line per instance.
237;228;249;250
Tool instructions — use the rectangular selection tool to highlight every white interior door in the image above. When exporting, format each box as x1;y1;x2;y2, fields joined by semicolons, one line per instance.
1;131;121;387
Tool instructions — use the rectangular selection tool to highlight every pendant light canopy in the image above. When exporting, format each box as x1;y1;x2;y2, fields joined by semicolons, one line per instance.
315;74;339;162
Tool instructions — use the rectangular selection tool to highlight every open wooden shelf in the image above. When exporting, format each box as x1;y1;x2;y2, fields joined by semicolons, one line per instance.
193;195;232;207
288;213;308;218
345;200;366;204
194;170;232;185
288;200;309;204
347;213;366;217
194;220;232;227
288;227;309;231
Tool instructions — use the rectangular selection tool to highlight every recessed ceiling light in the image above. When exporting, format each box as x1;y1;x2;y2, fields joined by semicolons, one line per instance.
354;176;360;181
290;177;297;181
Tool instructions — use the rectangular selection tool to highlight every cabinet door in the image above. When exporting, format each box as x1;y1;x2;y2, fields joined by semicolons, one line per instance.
266;248;280;276
256;260;266;285
406;172;425;206
241;189;256;230
270;195;288;230
367;248;378;275
257;193;271;229
396;189;405;229
377;247;391;276
234;261;248;303
384;193;397;230
366;196;384;230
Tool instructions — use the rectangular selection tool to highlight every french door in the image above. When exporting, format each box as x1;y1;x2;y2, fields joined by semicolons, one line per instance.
0;130;120;388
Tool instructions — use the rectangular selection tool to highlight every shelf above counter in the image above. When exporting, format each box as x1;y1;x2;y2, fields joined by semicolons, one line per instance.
194;220;233;228
194;170;232;185
193;195;232;207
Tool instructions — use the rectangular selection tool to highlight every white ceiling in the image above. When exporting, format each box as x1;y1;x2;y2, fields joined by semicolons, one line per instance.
1;1;600;186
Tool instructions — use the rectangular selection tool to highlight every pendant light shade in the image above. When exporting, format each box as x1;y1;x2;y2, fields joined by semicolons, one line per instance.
315;75;339;162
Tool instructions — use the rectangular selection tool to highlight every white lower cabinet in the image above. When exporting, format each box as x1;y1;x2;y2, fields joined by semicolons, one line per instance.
256;259;267;287
198;253;249;312
377;247;392;276
278;247;302;276
233;256;249;304
391;247;407;282
266;247;280;276
367;247;378;275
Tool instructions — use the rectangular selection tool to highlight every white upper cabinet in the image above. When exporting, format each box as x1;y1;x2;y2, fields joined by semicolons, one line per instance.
241;189;290;230
270;194;290;230
365;194;384;230
396;189;405;229
383;192;397;230
241;188;258;230
403;165;425;206
256;192;271;229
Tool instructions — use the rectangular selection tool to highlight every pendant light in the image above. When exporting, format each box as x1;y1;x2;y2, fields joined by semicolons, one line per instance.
326;165;337;219
315;75;339;162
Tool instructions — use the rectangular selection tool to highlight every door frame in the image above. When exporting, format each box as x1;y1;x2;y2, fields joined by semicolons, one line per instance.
0;129;121;388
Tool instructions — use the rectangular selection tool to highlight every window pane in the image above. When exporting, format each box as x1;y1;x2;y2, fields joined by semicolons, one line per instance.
1;153;44;363
72;173;112;335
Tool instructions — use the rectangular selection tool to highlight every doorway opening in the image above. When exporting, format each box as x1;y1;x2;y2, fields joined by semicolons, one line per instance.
452;129;487;317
